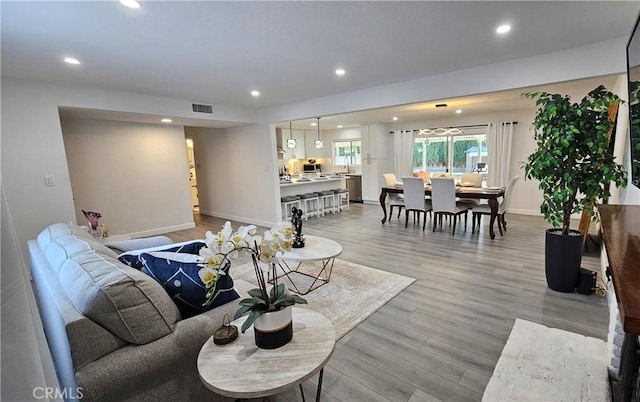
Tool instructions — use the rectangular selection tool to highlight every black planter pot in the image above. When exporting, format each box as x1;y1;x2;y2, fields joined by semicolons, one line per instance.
545;228;583;292
252;307;293;349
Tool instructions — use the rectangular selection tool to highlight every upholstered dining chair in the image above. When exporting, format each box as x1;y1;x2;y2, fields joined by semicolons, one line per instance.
413;170;431;183
458;172;484;206
382;173;404;221
460;173;483;187
471;175;520;235
402;177;432;230
430;177;470;235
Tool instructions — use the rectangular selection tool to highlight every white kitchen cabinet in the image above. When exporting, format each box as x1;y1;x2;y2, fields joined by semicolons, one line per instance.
304;129;324;159
281;129;305;160
361;124;390;203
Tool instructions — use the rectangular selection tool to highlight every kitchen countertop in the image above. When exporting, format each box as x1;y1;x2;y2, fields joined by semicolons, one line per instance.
280;177;345;187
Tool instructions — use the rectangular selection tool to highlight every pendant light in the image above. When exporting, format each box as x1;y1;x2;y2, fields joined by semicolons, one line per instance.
417;103;464;136
315;117;324;149
286;121;296;149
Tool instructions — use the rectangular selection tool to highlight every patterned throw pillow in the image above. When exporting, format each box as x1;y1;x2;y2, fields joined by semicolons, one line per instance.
139;251;239;318
118;240;205;269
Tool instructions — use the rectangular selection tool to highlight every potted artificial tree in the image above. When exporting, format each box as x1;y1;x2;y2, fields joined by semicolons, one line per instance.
523;85;627;292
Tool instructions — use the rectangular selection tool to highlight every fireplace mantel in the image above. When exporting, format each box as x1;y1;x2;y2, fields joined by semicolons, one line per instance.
599;204;640;402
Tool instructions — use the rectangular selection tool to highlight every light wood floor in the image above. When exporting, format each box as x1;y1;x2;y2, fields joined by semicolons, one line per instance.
166;203;608;402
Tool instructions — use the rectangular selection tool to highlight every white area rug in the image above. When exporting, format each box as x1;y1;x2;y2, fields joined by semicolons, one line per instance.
482;319;610;401
232;259;415;339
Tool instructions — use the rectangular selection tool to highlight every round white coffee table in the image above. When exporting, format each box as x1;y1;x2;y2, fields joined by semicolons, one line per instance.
197;308;335;400
275;235;343;295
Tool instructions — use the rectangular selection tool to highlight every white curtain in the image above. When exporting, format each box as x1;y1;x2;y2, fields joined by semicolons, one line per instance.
487;122;514;187
1;185;62;401
393;130;415;179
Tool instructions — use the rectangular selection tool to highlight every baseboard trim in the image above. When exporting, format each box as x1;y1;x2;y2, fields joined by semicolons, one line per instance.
199;210;276;229
506;209;583;220
126;222;195;238
506;208;541;216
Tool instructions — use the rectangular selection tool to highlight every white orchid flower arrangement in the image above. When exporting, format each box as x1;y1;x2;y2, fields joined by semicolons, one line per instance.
198;221;307;331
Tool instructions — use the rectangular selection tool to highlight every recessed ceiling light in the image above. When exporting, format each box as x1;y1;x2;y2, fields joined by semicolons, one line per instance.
456;109;462;114
335;68;346;76
63;57;80;65
337;125;343;128
120;0;142;9
310;122;317;126
251;90;260;97
161;118;172;123
496;24;511;34
392;117;398;121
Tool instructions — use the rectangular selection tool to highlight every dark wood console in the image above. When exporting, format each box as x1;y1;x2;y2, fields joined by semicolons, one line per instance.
599;204;640;402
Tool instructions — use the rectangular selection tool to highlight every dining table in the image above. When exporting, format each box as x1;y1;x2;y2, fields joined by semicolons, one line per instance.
379;184;506;239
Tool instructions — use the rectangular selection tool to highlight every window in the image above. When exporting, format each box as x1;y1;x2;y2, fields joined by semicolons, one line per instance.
413;129;488;180
333;140;361;168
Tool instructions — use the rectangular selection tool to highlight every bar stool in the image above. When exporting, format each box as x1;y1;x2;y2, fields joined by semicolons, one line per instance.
281;195;301;220
299;193;320;221
318;190;336;216
333;188;350;212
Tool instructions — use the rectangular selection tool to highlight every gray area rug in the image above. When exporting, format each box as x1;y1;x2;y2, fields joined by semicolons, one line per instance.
231;259;415;340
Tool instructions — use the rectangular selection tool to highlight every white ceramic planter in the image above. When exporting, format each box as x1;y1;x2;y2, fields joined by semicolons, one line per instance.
254;306;292;331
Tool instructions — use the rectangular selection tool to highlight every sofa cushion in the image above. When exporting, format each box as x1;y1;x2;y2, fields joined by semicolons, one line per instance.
38;223;120;275
118;240;205;269
59;251;180;345
106;235;174;254
37;222;93;248
139;251;239;319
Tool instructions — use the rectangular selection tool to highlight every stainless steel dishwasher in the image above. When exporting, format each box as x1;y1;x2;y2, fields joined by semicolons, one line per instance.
346;175;362;202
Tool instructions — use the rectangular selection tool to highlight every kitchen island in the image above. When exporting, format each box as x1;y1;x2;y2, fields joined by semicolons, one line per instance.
279;177;346;198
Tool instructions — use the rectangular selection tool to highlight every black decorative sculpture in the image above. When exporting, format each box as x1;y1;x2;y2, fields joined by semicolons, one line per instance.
291;207;305;248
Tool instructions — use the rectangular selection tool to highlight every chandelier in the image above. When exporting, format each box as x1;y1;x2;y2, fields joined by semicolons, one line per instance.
418;127;464;136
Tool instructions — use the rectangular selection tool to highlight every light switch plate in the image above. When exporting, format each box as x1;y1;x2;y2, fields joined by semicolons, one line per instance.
45;175;56;186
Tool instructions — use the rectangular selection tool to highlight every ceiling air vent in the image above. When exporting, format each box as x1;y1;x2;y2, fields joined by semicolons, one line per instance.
192;103;214;114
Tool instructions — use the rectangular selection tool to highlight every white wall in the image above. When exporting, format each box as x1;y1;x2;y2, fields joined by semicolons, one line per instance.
62;118;195;236
1;186;61;401
1;78;256;256
187;123;279;227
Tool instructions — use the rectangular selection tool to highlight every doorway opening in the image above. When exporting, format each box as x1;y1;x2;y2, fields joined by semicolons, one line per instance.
186;138;199;211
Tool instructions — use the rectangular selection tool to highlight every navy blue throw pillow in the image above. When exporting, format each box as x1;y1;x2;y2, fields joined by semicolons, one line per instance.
118;240;206;270
139;251;239;318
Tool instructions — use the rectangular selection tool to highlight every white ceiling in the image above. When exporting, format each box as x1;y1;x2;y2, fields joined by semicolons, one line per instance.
2;1;639;129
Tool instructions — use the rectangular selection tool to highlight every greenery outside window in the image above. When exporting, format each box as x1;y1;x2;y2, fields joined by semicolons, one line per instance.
333;140;361;168
413;129;488;180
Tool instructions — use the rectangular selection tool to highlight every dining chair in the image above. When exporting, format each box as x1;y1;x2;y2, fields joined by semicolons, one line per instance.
431;172;452;178
383;173;404;221
458;172;484;206
402;177;432;230
430;177;469;235
471;175;520;235
413;170;431;183
460;173;483;187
